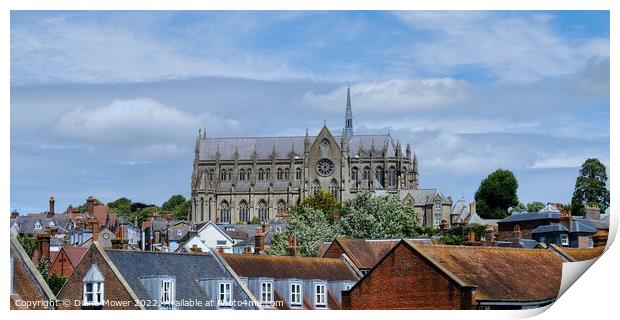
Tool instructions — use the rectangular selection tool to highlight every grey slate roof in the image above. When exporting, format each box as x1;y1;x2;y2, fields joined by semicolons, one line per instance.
105;250;255;310
11;215;74;235
498;212;561;224
532;224;569;234
520;239;540;249
570;220;597;234
198;134;401;161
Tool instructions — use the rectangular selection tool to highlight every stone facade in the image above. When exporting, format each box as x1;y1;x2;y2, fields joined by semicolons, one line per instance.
190;87;420;224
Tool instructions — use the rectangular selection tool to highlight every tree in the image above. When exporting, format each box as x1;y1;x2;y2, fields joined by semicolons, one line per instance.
288;205;339;257
18;236;37;258
172;200;190;220
36;256;66;295
527;201;545;213
107;197;132;216
571;158;610;215
338;192;418;238
265;232;289;256
300;190;342;221
510;203;527;214
162;195;186;212
474;169;519;219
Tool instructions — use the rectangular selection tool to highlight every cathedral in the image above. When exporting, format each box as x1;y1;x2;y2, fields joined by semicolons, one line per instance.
189;87;423;224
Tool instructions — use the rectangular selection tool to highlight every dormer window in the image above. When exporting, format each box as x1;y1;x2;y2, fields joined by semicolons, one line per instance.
315;283;326;308
160;279;174;308
218;282;232;308
290;282;302;307
48;220;55;227
83;264;105;307
260;281;273;305
34;221;42;230
176;229;182;237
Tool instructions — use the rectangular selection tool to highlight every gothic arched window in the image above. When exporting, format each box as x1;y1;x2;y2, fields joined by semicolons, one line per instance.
363;167;370;180
276;200;287;215
239;201;249;223
220;169;227;181
295;168;302;180
265;169;271;180
311;180;321;195
239;169;246;181
375;166;384;185
219;201;230;223
351;167;358;181
227;169;233;181
258;169;265;181
276;168;284;180
246;169;252;180
330;179;339;199
388;167;397;187
258;200;268;222
209;169;214;181
284;168;290;180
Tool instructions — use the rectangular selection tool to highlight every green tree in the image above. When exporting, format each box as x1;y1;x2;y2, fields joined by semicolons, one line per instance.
265;232;289;256
571;158;610;215
288;205;339;257
511;203;527;214
107;197;132;216
338;192;419;238
527;201;545;213
300;190;342;221
36;256;66;295
162;195;187;212
172;200;190;220
474;169;519;219
250;216;261;225
18;236;37;258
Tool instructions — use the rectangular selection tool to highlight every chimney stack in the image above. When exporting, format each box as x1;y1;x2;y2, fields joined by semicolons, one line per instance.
254;227;265;254
511;225;522;247
90;217;100;242
287;235;301;256
48;196;55;217
584;205;601;220
11;210;19;219
190;244;202;253
36;231;51;262
483;226;495;245
440;219;449;231
87;196;95;217
469;202;477;214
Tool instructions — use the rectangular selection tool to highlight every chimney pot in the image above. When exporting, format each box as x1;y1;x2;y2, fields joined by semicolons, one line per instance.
254;227;265;254
36;231;51;262
87;196;95;217
11;210;19;219
90;218;100;242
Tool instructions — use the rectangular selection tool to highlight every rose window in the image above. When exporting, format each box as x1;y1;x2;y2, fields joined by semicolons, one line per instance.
316;158;334;177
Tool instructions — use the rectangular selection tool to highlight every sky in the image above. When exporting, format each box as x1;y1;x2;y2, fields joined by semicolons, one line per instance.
10;11;610;214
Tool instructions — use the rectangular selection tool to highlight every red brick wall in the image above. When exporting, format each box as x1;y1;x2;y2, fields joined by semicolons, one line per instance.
56;245;139;310
498;220;558;241
322;242;345;259
10;251;50;310
343;243;472;310
49;250;74;278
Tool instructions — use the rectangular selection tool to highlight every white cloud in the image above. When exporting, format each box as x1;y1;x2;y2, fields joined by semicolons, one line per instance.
394;12;609;82
301;79;470;114
50;98;239;154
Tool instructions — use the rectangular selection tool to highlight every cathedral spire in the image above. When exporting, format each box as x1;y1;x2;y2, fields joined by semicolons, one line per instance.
342;85;353;142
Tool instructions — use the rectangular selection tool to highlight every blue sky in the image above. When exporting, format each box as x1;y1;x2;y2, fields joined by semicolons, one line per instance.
10;11;609;213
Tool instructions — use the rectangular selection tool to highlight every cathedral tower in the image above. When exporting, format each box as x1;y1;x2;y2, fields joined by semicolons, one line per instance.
342;85;354;142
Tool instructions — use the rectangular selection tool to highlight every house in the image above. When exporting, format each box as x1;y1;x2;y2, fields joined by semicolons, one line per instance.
10;236;57;309
319;238;400;275
375;188;453;228
48;246;88;278
547;244;606;262
174;233;210;253
343;240;562;310
497;205;562;241
219;222;288;254
108;216;141;248
451;198;500;227
222;254;360;309
196;220;235;253
532;220;597;248
141;218;192;251
58;241;258;310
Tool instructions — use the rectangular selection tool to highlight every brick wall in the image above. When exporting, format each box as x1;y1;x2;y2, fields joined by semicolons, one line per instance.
321;242;345;259
10;251;50;310
56;245;139;310
498;220;558;241
49;250;74;278
343;243;473;310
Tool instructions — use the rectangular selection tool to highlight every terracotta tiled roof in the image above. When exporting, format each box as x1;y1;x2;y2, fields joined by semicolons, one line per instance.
407;241;562;302
62;247;88;267
556;247;605;262
222;254;359;281
332;238;400;269
317;242;332;257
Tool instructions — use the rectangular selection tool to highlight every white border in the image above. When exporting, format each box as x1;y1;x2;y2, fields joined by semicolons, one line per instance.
1;1;616;320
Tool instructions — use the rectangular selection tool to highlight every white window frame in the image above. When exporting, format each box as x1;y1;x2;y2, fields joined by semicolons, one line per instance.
315;283;326;308
434;201;442;210
290;282;302;307
560;234;569;246
218;282;232;307
82;282;104;306
260;281;273;305
160;279;174;307
433;213;442;227
344;284;352;291
34;221;42;230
